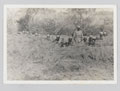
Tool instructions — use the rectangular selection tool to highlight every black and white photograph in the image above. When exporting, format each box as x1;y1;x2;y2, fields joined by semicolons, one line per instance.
4;5;117;84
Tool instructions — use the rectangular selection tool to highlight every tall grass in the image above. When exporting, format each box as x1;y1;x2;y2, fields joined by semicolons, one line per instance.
7;8;114;80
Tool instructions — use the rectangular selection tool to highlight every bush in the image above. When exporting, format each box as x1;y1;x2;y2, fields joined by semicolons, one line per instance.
17;8;113;36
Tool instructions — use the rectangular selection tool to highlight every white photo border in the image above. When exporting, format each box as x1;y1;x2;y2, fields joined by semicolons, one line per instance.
3;5;117;84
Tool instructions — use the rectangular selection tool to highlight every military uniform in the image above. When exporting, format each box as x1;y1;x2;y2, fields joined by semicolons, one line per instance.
73;28;83;43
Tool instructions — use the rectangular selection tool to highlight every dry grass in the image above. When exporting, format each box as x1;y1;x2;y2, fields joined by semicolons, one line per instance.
7;8;114;80
7;32;113;80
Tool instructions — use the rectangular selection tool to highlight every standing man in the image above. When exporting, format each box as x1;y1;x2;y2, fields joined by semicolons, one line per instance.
73;25;83;44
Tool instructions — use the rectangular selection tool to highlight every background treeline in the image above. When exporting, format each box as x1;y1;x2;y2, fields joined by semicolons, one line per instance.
17;8;113;36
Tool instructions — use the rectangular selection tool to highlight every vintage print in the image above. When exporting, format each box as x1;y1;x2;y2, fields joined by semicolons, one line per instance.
4;5;117;84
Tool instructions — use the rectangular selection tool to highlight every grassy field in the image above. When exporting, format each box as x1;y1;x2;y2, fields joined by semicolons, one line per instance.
7;32;113;80
7;8;114;80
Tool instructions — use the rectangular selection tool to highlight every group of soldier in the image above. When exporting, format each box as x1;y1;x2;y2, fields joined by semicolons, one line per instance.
47;25;107;47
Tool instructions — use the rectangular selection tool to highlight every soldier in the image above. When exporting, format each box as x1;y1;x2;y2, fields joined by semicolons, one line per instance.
103;31;107;36
88;35;97;46
53;35;60;43
99;27;104;40
73;26;83;44
58;35;72;47
83;36;89;44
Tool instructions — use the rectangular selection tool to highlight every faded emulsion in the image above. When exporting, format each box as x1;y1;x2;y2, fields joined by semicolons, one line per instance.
5;7;115;83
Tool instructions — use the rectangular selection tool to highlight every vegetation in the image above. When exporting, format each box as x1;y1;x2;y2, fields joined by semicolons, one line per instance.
7;8;113;80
